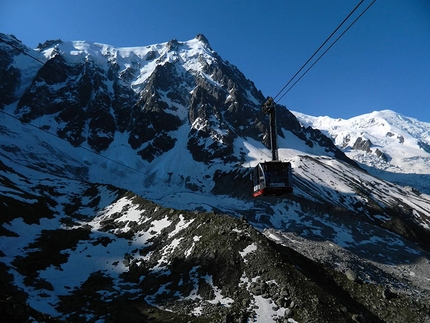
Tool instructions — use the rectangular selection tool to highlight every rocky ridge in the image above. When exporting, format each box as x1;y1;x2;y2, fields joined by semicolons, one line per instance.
1;178;429;322
0;32;354;166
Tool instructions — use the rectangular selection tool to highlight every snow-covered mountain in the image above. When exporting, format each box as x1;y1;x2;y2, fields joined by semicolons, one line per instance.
1;33;430;322
293;110;430;194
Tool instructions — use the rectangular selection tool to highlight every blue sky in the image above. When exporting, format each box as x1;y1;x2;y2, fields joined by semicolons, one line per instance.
1;0;429;122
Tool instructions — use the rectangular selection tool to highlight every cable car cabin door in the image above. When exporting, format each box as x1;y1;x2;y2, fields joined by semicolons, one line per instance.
252;161;292;197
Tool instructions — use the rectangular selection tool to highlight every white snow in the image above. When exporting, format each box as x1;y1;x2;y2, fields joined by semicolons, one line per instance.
239;243;258;261
252;295;287;323
293;109;430;194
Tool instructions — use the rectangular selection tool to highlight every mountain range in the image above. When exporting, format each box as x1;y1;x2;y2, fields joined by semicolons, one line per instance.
0;32;430;322
293;110;430;195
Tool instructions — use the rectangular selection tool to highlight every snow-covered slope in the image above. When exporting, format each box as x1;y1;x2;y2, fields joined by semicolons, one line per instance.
293;109;430;194
1;159;429;322
1;34;430;322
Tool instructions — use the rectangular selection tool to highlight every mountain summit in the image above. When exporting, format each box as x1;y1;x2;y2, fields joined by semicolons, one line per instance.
1;33;430;322
2;32;350;163
293;109;430;194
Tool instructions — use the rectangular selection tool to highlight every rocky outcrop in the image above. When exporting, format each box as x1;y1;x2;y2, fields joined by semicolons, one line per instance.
2;183;429;323
352;137;372;153
418;140;430;154
386;131;405;144
352;137;389;161
0;35;23;109
375;148;389;161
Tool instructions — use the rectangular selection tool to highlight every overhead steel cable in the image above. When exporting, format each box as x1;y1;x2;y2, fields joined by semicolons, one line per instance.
0;37;148;174
237;0;376;165
272;0;366;102
0;37;155;162
276;0;376;102
0;1;376;176
0;38;161;178
0;36;147;136
0;108;152;177
0;36;70;79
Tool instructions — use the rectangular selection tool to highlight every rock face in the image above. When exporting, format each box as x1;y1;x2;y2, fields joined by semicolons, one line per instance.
418;140;430;154
0;32;356;168
351;137;389;161
374;148;389;161
352;137;372;153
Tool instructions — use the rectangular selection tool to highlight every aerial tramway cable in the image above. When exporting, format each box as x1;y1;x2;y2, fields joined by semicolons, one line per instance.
0;1;377;195
237;0;376;140
273;0;375;104
251;0;376;197
0;35;165;180
0;37;164;181
276;0;376;103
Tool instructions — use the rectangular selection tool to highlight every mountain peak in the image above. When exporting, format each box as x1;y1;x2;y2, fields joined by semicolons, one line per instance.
166;38;180;51
293;109;430;194
195;33;211;49
36;38;63;50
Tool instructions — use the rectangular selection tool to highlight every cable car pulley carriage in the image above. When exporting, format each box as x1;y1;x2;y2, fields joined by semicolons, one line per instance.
248;1;378;197
251;97;293;197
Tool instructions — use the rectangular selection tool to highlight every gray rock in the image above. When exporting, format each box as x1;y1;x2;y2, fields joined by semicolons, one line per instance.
382;288;396;300
352;313;365;323
284;308;293;318
353;137;372;153
346;269;358;282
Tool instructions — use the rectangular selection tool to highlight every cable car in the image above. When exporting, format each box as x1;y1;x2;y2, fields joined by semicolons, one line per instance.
251;97;293;197
252;161;292;197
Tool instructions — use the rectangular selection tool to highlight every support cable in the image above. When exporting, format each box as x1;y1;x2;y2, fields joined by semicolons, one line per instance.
272;0;367;102
276;0;376;102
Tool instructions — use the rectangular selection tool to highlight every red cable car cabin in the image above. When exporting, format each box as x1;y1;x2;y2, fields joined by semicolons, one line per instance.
252;160;293;197
251;97;293;197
